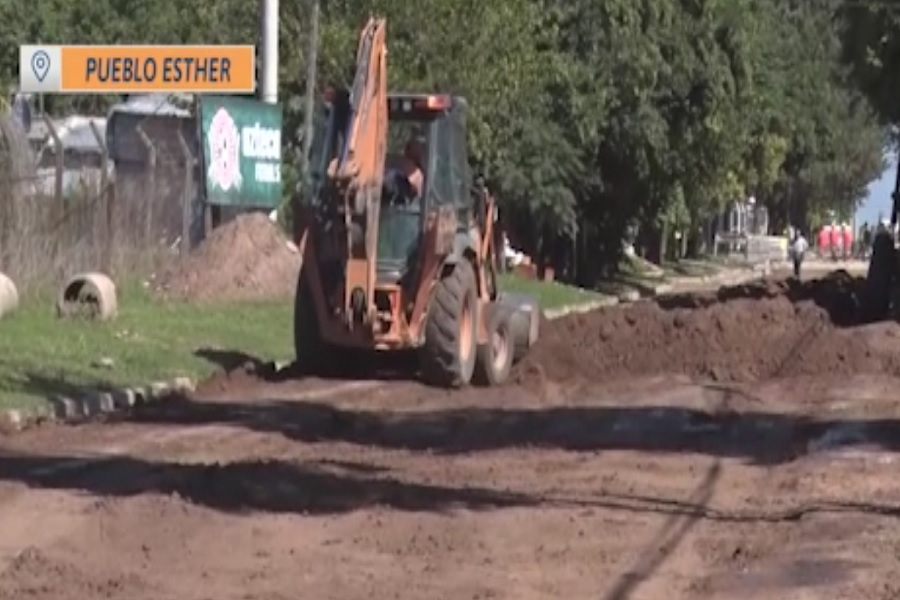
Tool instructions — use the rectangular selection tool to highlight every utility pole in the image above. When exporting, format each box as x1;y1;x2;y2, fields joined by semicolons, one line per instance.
301;0;320;177
290;0;319;241
260;0;279;104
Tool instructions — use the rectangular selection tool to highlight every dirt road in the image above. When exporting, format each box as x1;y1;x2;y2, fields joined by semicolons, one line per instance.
3;270;900;600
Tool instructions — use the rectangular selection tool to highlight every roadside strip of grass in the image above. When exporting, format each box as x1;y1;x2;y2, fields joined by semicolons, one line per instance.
614;254;739;295
0;285;293;412
503;256;746;303
1;262;750;414
1;276;606;413
498;273;609;311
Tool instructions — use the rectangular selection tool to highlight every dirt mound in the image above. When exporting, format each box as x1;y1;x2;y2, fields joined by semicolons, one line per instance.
516;270;900;386
154;213;301;303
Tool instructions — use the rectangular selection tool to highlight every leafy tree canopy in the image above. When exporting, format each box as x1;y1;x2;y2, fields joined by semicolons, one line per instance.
0;0;888;276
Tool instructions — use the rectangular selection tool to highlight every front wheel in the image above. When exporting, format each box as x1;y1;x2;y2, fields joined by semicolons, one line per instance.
419;261;478;387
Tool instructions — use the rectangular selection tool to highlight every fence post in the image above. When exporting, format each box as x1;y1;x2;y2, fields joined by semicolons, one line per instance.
44;116;63;204
135;124;157;244
177;131;194;257
88;119;112;273
192;96;212;238
43;116;65;262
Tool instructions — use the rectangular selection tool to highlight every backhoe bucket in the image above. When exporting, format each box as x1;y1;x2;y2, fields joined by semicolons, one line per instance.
498;292;540;363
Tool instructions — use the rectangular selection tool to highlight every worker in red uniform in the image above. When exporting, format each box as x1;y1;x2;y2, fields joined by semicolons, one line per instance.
829;224;841;260
841;224;853;260
818;226;829;257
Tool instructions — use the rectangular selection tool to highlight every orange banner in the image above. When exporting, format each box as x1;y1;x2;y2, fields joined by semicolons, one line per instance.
59;45;255;93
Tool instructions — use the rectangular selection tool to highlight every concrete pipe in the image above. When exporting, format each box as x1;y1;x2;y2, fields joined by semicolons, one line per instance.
57;272;118;321
0;273;19;318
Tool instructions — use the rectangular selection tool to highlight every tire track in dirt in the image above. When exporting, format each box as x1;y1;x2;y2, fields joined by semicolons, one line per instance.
0;379;373;582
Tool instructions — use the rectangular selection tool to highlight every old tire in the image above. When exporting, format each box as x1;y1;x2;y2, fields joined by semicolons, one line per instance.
293;269;329;375
420;260;478;387
860;231;896;322
473;304;514;386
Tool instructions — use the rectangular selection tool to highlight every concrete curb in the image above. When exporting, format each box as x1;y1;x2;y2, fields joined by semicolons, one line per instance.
543;295;619;320
651;283;674;296
544;265;770;320
0;376;195;433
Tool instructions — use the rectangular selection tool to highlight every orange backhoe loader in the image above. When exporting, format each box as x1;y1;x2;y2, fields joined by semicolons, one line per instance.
292;16;539;387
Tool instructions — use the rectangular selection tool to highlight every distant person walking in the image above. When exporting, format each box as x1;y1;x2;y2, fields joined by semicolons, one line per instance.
859;222;872;258
790;230;809;279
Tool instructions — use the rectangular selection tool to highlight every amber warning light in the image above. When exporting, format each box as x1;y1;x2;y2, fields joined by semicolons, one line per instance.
19;45;256;94
387;94;451;113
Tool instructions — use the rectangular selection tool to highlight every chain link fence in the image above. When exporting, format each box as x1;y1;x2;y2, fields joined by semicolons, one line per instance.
0;111;203;293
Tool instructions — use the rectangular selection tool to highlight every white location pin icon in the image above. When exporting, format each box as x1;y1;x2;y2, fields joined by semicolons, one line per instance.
31;50;51;83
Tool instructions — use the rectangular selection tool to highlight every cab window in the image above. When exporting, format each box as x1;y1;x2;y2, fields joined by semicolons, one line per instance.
428;116;455;205
450;113;471;204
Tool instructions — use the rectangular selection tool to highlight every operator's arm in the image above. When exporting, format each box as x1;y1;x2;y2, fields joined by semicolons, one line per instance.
383;166;419;204
405;166;423;197
399;155;423;196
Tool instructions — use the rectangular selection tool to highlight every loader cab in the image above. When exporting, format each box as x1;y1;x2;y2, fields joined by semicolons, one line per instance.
377;94;473;277
308;91;472;274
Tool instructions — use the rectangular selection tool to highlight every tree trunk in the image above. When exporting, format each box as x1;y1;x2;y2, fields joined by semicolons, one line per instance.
658;221;669;265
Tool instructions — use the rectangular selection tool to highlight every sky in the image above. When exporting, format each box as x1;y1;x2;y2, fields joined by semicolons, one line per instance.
855;149;898;227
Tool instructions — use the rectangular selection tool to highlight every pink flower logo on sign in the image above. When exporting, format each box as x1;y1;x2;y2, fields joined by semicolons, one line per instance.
207;107;242;192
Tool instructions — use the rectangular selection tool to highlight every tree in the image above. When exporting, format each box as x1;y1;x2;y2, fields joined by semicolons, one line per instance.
0;0;886;278
840;0;900;128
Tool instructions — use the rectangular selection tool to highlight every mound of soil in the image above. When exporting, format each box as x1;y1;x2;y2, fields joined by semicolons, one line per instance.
155;213;301;303
516;270;900;386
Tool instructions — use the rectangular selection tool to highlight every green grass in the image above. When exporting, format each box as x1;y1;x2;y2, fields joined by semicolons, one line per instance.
619;255;666;280
0;275;599;412
0;284;293;412
499;273;606;310
0;266;711;413
498;255;737;308
619;255;731;287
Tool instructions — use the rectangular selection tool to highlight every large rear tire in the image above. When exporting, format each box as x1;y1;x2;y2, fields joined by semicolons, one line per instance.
473;303;514;386
860;231;896;322
420;260;478;387
293;268;329;375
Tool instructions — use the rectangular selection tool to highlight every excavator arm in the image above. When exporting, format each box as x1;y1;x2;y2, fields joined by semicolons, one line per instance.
325;17;389;328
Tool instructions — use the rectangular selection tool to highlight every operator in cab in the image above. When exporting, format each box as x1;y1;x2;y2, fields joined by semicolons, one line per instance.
399;137;424;197
384;135;424;204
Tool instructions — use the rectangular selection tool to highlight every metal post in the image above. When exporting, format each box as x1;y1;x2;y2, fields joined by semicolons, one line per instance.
177;131;194;257
301;0;320;177
260;0;279;104
292;0;320;243
88;120;111;272
891;149;900;228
